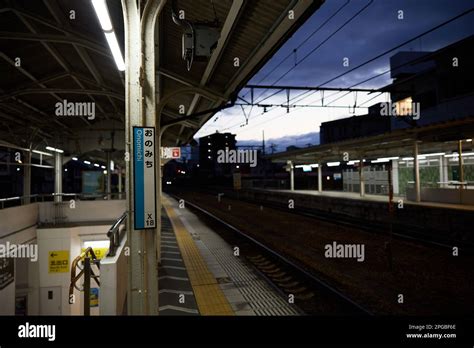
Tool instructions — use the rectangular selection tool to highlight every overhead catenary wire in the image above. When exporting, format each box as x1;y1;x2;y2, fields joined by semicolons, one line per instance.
206;6;474;137
251;6;474;112
246;0;351;101
254;0;374;104
290;5;474;105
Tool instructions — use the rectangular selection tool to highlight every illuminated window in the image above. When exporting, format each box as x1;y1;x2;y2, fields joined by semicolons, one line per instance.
395;97;413;116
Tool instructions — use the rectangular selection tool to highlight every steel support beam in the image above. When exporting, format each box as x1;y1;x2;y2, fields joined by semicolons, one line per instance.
14;10;109;120
0;52;90;126
0;31;111;57
458;140;464;199
318;163;322;193
226;0;311;92
0;88;124;102
359;159;365;197
54;152;63;203
413;141;421;202
122;0;166;316
42;0;123;115
23;146;32;204
157;69;225;101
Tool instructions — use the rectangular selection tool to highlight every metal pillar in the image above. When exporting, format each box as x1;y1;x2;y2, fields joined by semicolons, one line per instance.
54;152;63;203
413;141;421;202
23;148;32;204
391;159;399;195
83;257;91;316
289;161;294;191
106;151;112;198
118;167;123;199
359;159;365;197
439;155;445;187
458;140;464;202
122;0;165;315
317;163;322;193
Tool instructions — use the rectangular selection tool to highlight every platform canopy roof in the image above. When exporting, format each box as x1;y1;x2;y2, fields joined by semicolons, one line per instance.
267;117;474;165
0;0;324;164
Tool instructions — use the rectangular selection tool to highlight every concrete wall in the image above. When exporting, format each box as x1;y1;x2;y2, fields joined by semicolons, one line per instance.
1;202;125;316
0;204;39;315
407;187;474;205
38;199;126;224
239;189;474;245
36;225;110;315
100;231;128;315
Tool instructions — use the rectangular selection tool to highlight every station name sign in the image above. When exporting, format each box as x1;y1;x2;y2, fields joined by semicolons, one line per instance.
133;127;157;230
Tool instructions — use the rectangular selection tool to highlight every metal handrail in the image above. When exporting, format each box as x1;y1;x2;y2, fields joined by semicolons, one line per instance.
0;192;124;209
69;247;101;316
106;211;127;257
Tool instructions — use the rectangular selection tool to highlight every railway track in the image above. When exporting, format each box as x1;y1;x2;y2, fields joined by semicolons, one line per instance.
168;193;373;316
179;187;474;251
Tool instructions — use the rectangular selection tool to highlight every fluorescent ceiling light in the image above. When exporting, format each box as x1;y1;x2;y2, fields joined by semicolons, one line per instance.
372;157;399;163
91;0;113;31
45;146;64;153
101;165;106;169
402;157;414;161
327;162;340;167
110;160;115;171
91;0;125;71
105;32;125;71
94;163;100;167
310;164;319;168
72;157;78;161
84;160;91;165
421;152;445;157
445;152;474;158
466;139;472;142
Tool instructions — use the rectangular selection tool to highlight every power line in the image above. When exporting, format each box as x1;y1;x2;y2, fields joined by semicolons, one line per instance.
252;6;474;110
245;0;351;100
254;0;374;104
212;7;474;137
315;6;474;89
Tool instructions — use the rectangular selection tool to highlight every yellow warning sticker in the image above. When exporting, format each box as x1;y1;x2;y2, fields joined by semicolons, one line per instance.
48;250;70;273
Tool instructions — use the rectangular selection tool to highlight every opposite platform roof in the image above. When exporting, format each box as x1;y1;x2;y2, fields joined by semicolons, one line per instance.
0;0;324;160
267;116;474;164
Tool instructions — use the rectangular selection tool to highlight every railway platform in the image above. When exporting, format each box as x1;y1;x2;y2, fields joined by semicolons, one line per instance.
158;194;299;316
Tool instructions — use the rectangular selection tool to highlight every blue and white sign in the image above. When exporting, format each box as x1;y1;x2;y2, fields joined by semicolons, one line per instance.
133;127;156;230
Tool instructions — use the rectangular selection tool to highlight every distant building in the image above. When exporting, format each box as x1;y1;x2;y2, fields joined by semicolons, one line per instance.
320;114;391;144
382;35;474;130
320;35;474;143
198;132;237;178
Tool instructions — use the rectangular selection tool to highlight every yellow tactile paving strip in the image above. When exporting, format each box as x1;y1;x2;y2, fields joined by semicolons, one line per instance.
163;197;234;316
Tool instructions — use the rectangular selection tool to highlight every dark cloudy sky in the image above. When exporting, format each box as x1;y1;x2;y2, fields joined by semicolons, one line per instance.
196;0;474;144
